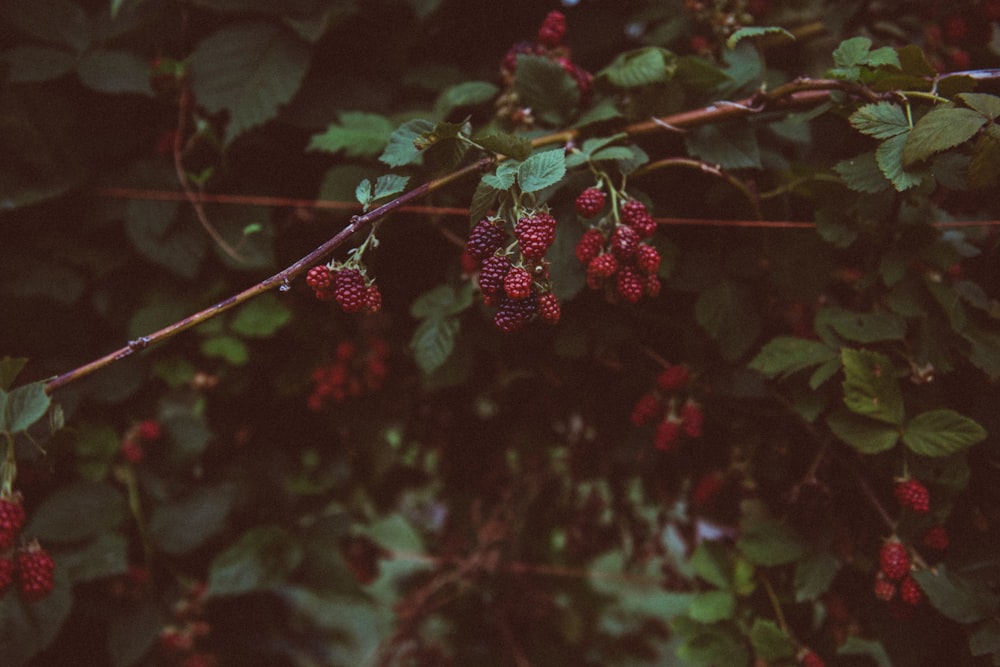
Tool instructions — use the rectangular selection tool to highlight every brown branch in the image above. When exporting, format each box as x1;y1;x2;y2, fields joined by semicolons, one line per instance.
633;157;763;221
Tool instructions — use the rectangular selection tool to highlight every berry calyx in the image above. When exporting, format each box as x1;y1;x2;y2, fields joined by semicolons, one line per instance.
900;575;924;606
538;292;561;325
334;269;368;313
537;10;567;48
879;538;910;581
504;266;533;300
0;494;26;551
575;188;606;218
17;542;56;603
895;478;930;514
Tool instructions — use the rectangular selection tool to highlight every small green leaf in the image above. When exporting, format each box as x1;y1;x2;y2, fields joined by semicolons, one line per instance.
379;118;435;167
912;565;999;623
0;380;50;433
207;526;303;597
435;80;498;116
482;161;518;190
834;152;890;193
200;335;249;365
749;618;797;661
841;348;904;424
818;306;907;344
410;316;460;374
230;293;292;338
514;54;580;125
826;408;900;454
599;47;677;87
355;178;373;209
695;281;763;361
833;37;872;68
726;26;794;50
588;551;695;618
902;409;987;457
476;132;532;161
372;174;410;202
0;357;28;391
849;102;909;139
410;284;474;318
877;133;924;191
794;550;839;601
866;46;901;69
77;48;153;95
516;149;566;193
689;590;736;623
838;637;893;667
675;55;731;91
968;133;1000;189
749;337;838;380
738;520;806;566
689;540;732;589
897;45;937;77
685;121;762;170
958;93;1000;121
903;107;987;165
307;112;394;158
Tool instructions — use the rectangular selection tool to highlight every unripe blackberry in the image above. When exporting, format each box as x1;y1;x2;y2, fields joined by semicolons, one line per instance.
900;576;924;606
364;284;383;313
537;10;567;48
615;265;644;304
479;254;512;298
305;266;332;290
654;420;680;451
0;494;26;551
137;419;162;441
575;188;606;218
645;274;662;298
636;244;661;274
874;574;896;601
515;213;557;260
504;266;533;300
17;543;56;603
334;269;368;313
586;254;618;289
494;294;536;333
538;292;561;324
630;393;660;426
680;400;704;437
656;365;690;391
610;225;640;260
622;199;657;238
895;478;930;514
880;538;910;581
466;218;507;262
575;228;605;265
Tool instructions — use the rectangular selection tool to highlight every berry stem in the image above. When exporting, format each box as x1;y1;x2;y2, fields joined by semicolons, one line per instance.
633;158;763;221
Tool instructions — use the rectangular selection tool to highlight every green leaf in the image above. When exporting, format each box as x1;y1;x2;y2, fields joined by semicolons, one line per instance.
57;532;128;583
689;590;736;623
513;54;580;125
968;132;1000;189
695;281;763;361
77;48;153;95
25;482;127;543
0;381;50;433
469;179;498;223
903;107;987;165
188;22;310;142
599;47;677;87
379;118;435;167
897;44;936;77
200;335;249;365
685;121;762;170
355;178;373;209
435;81;497;116
877;133;924;191
841;348;904;424
676;621;750;666
475;132;532;161
0;357;28;391
826;408;900;454
482;161;518;190
834;152;890;193
818;306;907;344
849;102;909;139
726;26;795;50
867;46;901;69
149;484;237;556
689;540;732;589
517;149;566;193
969;619;1000;656
307;112;394;158
794;550;839;601
902;409;987;457
372;174;409;202
410;316;460;374
675;55;731;91
912;565;999;623
958;93;1000;121
749;337;838;380
410;283;475;319
738;520;806;566
229;293;292;338
588;551;695;618
207;526;303;597
832;37;873;69
0;45;77;83
838;637;893;667
749;618;796;661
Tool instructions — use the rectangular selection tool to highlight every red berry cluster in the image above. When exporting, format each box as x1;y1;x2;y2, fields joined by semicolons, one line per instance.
307;337;390;410
305;265;382;314
873;536;926;609
121;418;163;464
682;0;767;52
630;364;704;452
919;2;998;71
576;197;661;304
1;494;56;603
160;581;216;667
894;477;930;514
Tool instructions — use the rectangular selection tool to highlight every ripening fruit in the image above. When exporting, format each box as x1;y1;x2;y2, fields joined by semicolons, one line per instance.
895;478;930;514
879;538;910;581
0;495;26;551
17;543;56;603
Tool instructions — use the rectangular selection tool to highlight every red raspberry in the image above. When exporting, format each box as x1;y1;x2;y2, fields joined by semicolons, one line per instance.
479;255;512;298
880;539;910;581
494;294;536;333
630;392;661;426
645;274;662;298
0;557;14;593
305;265;332;290
538;292;561;325
503;266;533;300
922;525;949;551
515;213;557;260
680;400;704;437
537;10;567;48
895;478;930;514
575;228;605;265
466;218;507;263
610;225;640;260
636;244;661;275
800;650;825;667
575;188;606;218
137;419;162;441
615;265;644;303
656;365;691;391
0;494;26;551
622;199;657;238
334;269;368;313
586;254;618;289
900;575;924;606
17;543;56;603
654;420;680;451
874;574;896;601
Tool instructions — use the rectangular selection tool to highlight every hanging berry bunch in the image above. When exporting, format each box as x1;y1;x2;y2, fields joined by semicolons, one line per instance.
304;231;383;315
0;490;56;603
307;337;390;410
630;364;704;452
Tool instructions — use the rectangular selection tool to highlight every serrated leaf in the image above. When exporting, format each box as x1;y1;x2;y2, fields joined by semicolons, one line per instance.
435;81;497;116
307;112;394;158
229;293;291;338
476;132;532;161
149;484;237;555
482;161;518;190
675;54;731;91
208;526;303;597
77;48;153;95
0;380;50;433
372;173;409;202
849;102;909;139
826;408;900;453
469;179;498;223
517;149;566;193
685;121;762;170
877;133;924;191
588;551;695;618
749;618;796;661
689;590;736;623
355;178;373;209
410;316;460;374
696;281;763;361
958;93;1000;121
841;348;904;424
590;146;639;162
749;337;838;380
379;118;435;167
410;284;474;319
794;551;839;601
738;520;806;566
968;133;1000;189
912;565;999;623
834;152;890;193
0;45;77;83
599;47;677;87
188;22;309;143
832;37;872;69
903;107;987;165
902;409;987;457
726;26;794;50
819;306;907;343
867;46;901;69
897;44;936;77
514;54;580;125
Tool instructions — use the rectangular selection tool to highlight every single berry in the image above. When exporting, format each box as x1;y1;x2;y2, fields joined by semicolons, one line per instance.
504;266;533;300
466;218;507;262
122;440;145;464
538;292;561;325
656;365;690;392
900;575;924;606
680;400;704;438
895;478;930;514
654;420;680;451
691;472;724;506
645;274;662;298
364;284;383;313
575;188;606;218
515;213;557;260
622;199;657;238
537;10;567;48
690;35;711;53
0;558;14;593
575;228;605;265
137;419;161;441
334;269;368;313
494;294;535;333
800;650;825;667
615;265;644;304
17;544;56;603
636;244;661;275
0;494;26;551
879;538;910;581
922;525;949;551
479;254;512;298
630;393;661;426
873;574;896;601
305;266;332;290
586;254;618;289
610;225;640;260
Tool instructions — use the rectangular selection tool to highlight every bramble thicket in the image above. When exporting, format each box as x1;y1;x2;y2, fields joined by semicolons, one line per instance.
2;0;1000;665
